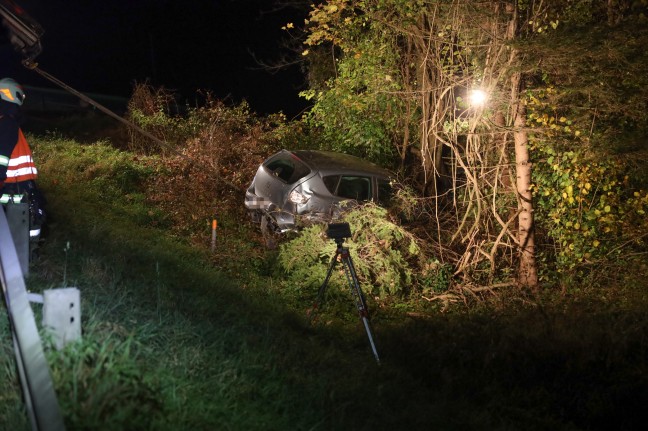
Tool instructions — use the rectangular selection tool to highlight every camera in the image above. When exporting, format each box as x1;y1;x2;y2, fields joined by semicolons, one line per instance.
326;222;352;241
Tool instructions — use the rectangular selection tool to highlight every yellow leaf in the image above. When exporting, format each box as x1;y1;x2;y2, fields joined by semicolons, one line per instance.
593;240;600;247
604;205;611;213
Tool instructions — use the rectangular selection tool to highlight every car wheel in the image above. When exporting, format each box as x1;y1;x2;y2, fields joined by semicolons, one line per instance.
248;210;262;223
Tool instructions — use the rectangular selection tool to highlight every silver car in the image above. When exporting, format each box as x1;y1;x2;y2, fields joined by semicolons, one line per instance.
245;150;392;235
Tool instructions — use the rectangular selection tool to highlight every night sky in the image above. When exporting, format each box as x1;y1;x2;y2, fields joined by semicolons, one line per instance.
1;0;310;117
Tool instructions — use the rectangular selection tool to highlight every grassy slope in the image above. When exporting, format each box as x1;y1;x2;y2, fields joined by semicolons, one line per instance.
2;135;648;430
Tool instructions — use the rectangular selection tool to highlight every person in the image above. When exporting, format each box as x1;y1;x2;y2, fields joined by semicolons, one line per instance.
0;77;45;239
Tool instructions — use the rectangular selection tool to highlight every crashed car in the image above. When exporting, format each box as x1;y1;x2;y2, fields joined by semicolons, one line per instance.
245;149;393;236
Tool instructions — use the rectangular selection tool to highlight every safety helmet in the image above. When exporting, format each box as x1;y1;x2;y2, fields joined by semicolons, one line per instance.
0;78;25;106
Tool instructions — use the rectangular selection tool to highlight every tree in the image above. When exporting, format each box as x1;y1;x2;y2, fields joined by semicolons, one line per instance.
299;0;545;287
298;0;648;289
517;0;648;284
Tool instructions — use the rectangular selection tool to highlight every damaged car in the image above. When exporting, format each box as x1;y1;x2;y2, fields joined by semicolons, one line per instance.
245;149;393;241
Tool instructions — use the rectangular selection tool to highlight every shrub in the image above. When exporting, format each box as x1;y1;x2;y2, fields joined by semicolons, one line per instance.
533;144;648;285
126;83;191;155
277;203;421;298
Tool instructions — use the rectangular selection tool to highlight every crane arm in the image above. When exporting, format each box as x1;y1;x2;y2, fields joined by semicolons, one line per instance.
0;0;44;63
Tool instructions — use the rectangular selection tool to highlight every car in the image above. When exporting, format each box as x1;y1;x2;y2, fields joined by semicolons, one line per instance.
244;149;393;240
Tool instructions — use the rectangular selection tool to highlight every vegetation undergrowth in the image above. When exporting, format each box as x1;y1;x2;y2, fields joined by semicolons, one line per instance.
0;115;645;430
3;1;646;426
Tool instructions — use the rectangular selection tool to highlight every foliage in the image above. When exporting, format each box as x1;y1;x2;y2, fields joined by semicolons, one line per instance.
126;83;194;155
298;0;542;286
528;89;648;284
417;258;454;295
122;88;293;263
277;203;421;298
300;12;404;166
520;1;648;286
296;0;648;289
520;2;648;154
2;93;648;430
299;0;427;167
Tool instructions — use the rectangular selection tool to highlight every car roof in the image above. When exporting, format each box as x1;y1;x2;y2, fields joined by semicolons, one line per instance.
289;150;392;178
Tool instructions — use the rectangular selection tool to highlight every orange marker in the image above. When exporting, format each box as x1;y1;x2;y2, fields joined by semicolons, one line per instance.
211;218;218;252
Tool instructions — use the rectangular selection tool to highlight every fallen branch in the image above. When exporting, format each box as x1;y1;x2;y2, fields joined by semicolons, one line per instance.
421;293;461;302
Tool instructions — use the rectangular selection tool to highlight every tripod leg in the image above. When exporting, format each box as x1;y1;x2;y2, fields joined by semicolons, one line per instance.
360;316;381;365
341;254;381;364
315;250;339;308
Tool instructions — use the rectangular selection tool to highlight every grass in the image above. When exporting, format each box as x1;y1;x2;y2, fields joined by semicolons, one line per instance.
1;135;648;430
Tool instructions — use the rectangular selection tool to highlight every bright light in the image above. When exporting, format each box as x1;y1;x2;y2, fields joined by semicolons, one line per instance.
468;89;488;107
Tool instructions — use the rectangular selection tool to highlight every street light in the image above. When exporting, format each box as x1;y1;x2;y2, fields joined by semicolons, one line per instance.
468;89;488;107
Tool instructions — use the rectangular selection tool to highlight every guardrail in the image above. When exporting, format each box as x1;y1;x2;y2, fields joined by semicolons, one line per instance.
0;206;66;431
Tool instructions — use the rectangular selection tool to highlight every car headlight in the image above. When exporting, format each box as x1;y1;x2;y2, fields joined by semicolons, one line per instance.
289;190;309;205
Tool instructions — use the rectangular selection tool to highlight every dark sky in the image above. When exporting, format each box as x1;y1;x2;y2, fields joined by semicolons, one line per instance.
1;0;310;117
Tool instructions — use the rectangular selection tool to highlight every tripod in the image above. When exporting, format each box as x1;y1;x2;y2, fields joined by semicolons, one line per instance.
316;236;381;364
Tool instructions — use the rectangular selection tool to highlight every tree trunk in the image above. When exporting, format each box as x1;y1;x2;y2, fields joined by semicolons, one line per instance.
507;3;538;288
511;76;538;288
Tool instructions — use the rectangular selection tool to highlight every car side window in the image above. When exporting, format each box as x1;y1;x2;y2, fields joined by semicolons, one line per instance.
265;156;310;183
322;175;340;195
336;176;371;201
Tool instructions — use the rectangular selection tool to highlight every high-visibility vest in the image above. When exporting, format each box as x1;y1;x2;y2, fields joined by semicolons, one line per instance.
4;129;38;183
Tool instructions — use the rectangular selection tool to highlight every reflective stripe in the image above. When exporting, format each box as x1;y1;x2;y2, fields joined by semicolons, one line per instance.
0;194;24;203
8;155;34;166
5;129;38;183
0;155;9;166
6;166;38;178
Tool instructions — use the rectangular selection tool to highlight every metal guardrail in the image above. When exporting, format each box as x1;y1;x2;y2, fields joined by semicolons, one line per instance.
0;206;66;431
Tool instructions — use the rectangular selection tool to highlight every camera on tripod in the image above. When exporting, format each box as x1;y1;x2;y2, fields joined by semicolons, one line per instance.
326;222;352;242
317;221;381;363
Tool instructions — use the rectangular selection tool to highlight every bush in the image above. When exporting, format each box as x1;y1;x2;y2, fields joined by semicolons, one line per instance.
533;146;648;285
277;203;421;298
